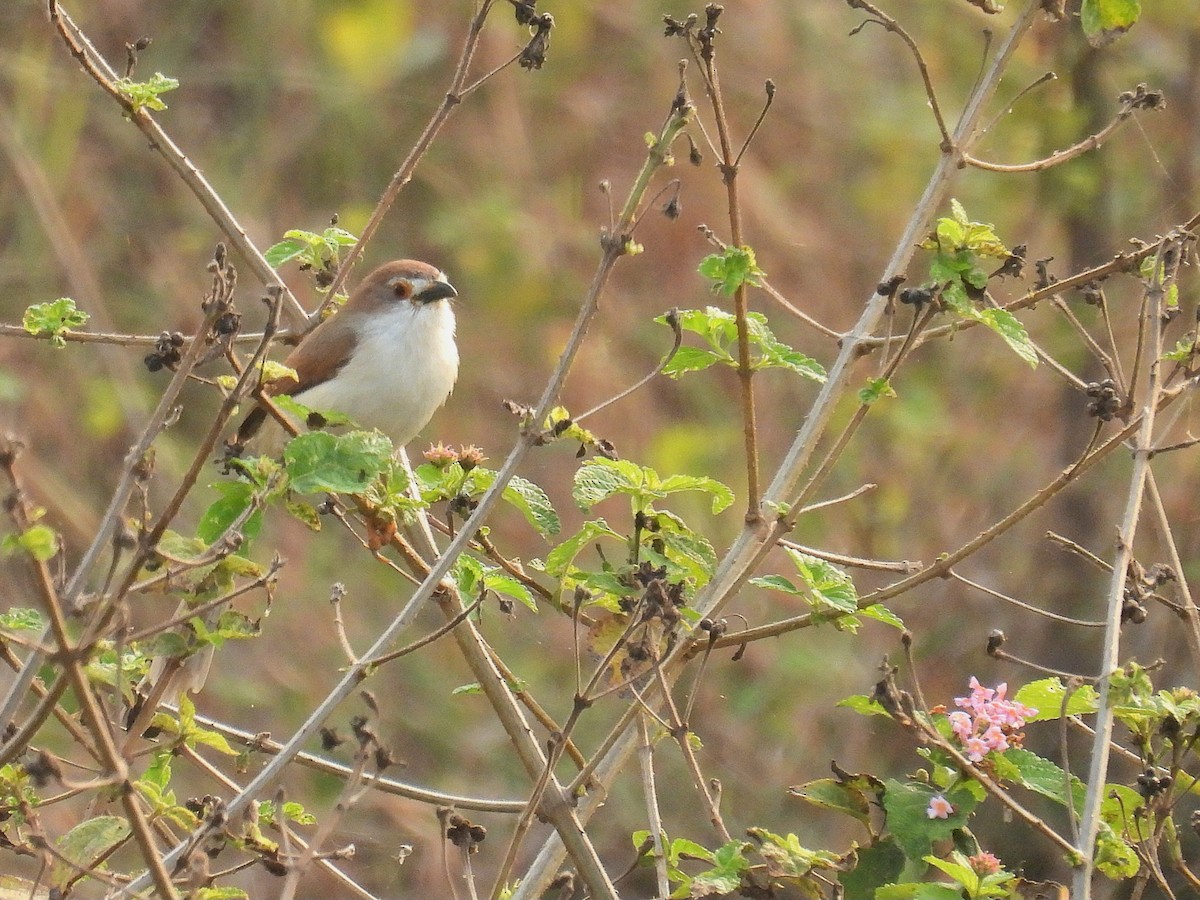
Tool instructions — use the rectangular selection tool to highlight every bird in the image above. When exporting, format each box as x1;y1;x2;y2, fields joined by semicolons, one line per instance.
234;258;460;453
127;261;459;735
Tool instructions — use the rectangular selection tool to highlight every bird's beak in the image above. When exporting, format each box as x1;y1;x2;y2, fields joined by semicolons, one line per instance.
418;280;458;303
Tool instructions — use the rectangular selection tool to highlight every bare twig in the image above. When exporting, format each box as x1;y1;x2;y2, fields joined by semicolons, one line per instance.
964;86;1161;173
1074;242;1174;898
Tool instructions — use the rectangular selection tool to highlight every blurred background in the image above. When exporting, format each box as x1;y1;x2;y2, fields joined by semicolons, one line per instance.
1;1;1198;896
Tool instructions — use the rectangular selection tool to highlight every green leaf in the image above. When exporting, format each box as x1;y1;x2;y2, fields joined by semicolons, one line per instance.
999;747;1085;815
839;838;905;900
859;377;897;405
195;887;250;900
749;574;803;594
452;555;536;612
1163;335;1196;363
490;471;560;536
258;799;318;828
1014;678;1098;722
544;519;623;577
748;827;839;879
746;317;826;380
657;473;734;515
875;884;962;900
923;854;978;892
1080;0;1141;47
752;548;858;619
837;694;890;717
21;524;59;561
483;571;536;611
688;839;751;895
1094;821;1139;878
698;245;765;296
197;482;264;545
660;345;726;378
264;238;308;268
858;603;905;630
974;308;1038;368
115;72;179;111
4;524;58;562
1101;785;1149;842
659;307;825;381
0;608;44;632
265;226;360;271
51;816;131;887
285;500;322;531
881;780;977;861
573;458;643;511
651;512;718;585
22;298;89;348
284;430;393;494
788;778;872;826
572;458;734;516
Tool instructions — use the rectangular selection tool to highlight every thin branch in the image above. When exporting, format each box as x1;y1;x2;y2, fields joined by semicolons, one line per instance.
975;71;1057;140
1074;244;1173;897
844;0;951;148
951;570;1105;627
964;90;1156;173
574;308;684;424
0;259;230;733
698;223;842;340
1;448;180;899
686;13;764;522
779;539;920;574
637;714;671;900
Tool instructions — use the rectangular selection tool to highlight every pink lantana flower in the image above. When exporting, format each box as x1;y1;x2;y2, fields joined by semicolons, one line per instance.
927;794;954;819
969;850;1002;875
949;677;1038;762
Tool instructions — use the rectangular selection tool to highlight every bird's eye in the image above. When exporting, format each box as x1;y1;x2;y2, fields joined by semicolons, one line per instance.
392;281;412;299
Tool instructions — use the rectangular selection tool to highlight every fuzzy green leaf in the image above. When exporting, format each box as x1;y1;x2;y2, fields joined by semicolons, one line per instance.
498;473;560;536
698;245;765;296
1015;678;1098;722
788;778;872;826
859;376;897;405
544;519;623;577
52;816;131;887
284;431;392;494
882;780;977;861
660;345;726;378
197;482;263;544
1000;747;1085;815
1081;0;1141;46
0;608;44;632
4;524;59;562
264;239;308;267
116;72;179;111
22;298;89;348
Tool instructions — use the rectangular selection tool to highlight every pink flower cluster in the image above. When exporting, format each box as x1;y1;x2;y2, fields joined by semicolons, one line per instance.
968;851;1002;875
926;794;953;819
947;677;1038;763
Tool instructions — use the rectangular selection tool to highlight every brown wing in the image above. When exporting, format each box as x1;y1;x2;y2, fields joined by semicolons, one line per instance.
233;319;359;447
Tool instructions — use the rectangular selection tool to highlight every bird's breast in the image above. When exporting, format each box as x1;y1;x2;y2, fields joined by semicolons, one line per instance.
294;303;458;447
